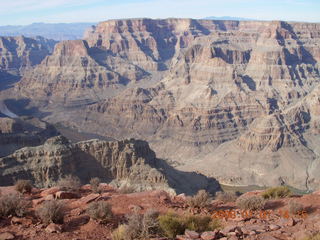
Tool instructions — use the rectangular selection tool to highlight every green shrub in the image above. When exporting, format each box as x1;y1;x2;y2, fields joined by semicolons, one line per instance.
15;180;33;194
57;175;81;192
186;190;211;208
0;193;30;217
184;215;221;232
215;191;238;203
158;212;221;238
236;195;265;210
262;186;291;199
87;201;113;224
90;177;101;193
158;213;185;238
37;200;65;224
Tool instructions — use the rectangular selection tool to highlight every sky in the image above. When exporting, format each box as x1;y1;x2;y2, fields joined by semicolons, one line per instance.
0;0;319;26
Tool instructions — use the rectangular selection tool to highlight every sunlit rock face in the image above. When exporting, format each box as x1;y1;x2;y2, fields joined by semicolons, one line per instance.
10;19;320;190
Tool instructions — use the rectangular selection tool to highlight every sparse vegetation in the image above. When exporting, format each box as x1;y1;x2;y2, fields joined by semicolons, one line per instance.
112;224;128;240
0;193;30;217
158;212;221;238
262;186;291;199
118;184;136;194
112;209;160;240
87;201;113;223
57;175;81;192
90;177;101;193
215;191;238;203
236;195;265;210
15;180;33;194
288;200;305;214
186;190;211;208
184;215;221;232
37;200;65;224
302;233;320;240
158;212;185;238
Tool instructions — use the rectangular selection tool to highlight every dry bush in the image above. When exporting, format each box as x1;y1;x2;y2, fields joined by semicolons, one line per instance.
236;195;265;211
112;224;128;240
118;185;136;194
302;233;320;240
140;209;160;238
112;209;160;240
186;190;211;208
288;200;305;214
215;191;238;203
90;177;101;193
0;193;30;217
87;201;113;224
262;186;291;199
57;175;81;192
15;180;33;194
37;200;65;224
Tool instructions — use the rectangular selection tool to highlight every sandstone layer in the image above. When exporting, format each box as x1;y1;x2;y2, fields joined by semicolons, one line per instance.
4;19;320;190
0;135;220;195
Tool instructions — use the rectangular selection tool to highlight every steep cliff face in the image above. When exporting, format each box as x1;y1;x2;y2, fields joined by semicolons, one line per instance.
6;19;320;190
0;116;59;157
0;136;220;195
0;36;56;75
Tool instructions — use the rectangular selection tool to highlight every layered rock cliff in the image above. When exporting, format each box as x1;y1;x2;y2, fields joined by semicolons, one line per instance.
4;19;320;190
0;36;56;75
0;135;220;195
0;116;59;157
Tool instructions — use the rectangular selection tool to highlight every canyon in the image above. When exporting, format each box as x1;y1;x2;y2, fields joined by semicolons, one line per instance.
0;18;319;192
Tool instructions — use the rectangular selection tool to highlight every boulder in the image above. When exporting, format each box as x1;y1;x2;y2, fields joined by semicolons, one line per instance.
45;223;62;233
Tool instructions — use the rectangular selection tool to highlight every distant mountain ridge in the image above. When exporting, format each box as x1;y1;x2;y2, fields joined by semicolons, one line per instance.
204;16;256;21
0;22;96;41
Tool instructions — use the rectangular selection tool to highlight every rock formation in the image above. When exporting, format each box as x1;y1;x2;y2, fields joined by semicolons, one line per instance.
0;36;56;75
3;19;320;190
0;116;59;157
0;135;220;195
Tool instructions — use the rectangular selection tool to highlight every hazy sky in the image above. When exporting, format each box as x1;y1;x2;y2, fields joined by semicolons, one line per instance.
0;0;319;25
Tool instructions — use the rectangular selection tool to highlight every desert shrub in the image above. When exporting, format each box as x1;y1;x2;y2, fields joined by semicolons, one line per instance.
57;175;81;192
288;200;305;214
90;177;101;193
262;186;291;199
158;212;220;238
0;193;30;217
158;212;185;238
87;201;113;223
184;215;221;232
112;224;128;240
215;191;238;203
236;195;265;210
111;209;160;240
15;180;33;194
141;209;160;238
186;190;211;208
118;184;136;194
302;233;320;240
37;200;65;224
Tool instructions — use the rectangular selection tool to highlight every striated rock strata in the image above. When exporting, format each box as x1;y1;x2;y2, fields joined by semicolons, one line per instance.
0;135;220;195
6;19;320;190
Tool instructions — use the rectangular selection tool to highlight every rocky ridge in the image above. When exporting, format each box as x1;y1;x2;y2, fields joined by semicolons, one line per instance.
3;19;320;190
0;135;220;195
